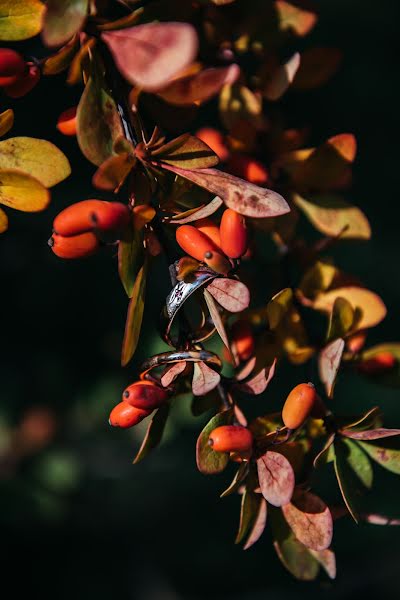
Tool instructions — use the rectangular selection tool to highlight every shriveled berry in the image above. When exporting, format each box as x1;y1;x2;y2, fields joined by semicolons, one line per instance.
109;402;151;428
49;232;100;259
282;382;317;430
53;200;130;237
57;106;77;136
208;425;253;453
220;208;248;259
176;225;220;262
123;380;168;410
0;48;25;87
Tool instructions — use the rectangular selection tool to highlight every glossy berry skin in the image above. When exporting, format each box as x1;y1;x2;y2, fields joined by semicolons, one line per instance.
231;320;254;362
176;225;220;262
0;48;25;86
49;232;100;259
358;352;396;376
57;106;77;136
4;62;40;98
196;127;229;162
209;425;253;453
53;200;130;237
227;154;269;185
123;380;168;410
195;217;221;248
220;208;248;259
109;402;151;428
282;383;317;430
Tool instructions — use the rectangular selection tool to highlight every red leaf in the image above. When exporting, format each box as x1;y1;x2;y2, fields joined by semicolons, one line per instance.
157;64;240;106
257;451;295;507
341;428;400;441
282;489;333;551
160;361;187;387
207;278;250;313
102;22;198;91
158;164;290;218
236;360;277;395
318;338;345;398
192;361;221;396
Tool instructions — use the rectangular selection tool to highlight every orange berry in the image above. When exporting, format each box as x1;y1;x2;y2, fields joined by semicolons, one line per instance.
176;224;220;262
195;217;221;248
227;154;269;185
109;402;151;428
219;208;248;259
4;62;40;98
57;106;77;136
231;320;254;362
0;48;25;86
282;382;317;430
53;200;130;237
358;352;396;376
208;425;253;453
203;250;231;275
49;232;100;259
123;380;168;410
196;127;229;162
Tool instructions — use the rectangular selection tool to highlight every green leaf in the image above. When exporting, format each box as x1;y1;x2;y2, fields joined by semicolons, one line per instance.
243;496;267;550
266;288;293;329
118;224;144;298
313;434;335;468
341;438;373;489
152;134;219;169
327;297;355;341
293;193;371;240
121;258;148;366
334;438;368;522
77;68;124;167
270;507;320;581
0;0;45;41
42;0;88;48
42;35;80;75
0;168;50;212
358;438;400;475
133;404;170;464
220;462;249;498
235;487;260;544
298;259;337;299
0;138;71;188
196;410;233;475
0;109;14;137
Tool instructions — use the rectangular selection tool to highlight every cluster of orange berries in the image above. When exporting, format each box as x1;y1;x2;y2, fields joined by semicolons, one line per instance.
176;208;248;275
0;48;40;98
49;200;131;258
109;380;168;428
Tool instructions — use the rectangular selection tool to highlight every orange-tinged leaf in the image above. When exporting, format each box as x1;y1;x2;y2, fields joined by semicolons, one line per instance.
263;52;300;101
192;361;221;396
219;83;264;131
121;259;148;366
158;164;290;218
168;196;223;224
0;109;14;137
0;137;71;187
160;361;187;387
204;288;230;351
92;153;136;192
313;287;387;330
157;64;240;106
0;207;8;233
257;451;295;507
293;47;342;90
42;0;88;48
282;489;333;551
0;168;50;212
152;133;219;169
318;338;345;398
67;37;95;85
275;0;318;36
0;0;45;41
207;278;250;313
101;22;198;91
42;35;80;75
293;193;371;240
236;360;277;395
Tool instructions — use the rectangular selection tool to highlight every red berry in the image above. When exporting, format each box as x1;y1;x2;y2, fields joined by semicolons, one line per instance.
123;380;168;410
109;402;151;428
208;425;253;453
0;48;25;87
220;208;248;259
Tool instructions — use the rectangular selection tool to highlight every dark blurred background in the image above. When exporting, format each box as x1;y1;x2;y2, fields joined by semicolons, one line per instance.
1;1;399;598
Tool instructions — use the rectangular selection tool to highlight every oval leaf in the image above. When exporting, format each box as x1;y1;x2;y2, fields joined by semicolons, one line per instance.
358;439;400;475
118;224;143;298
206;278;250;313
102;22;198;91
282;489;333;551
192;361;221;396
342;428;400;441
158;164;290;218
236;488;260;544
318;337;345;398
42;0;88;48
153;134;219;169
257;451;295;507
0;0;45;41
0;137;71;188
0;169;50;212
236;359;276;395
313;287;387;330
196;410;232;475
160;361;187;387
203;288;230;351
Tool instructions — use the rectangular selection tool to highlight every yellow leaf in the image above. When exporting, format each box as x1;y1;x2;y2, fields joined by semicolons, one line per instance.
298;260;337;299
293;193;371;240
0;109;14;137
0;168;50;212
0;207;8;233
0;137;71;188
313;287;387;330
0;0;45;41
